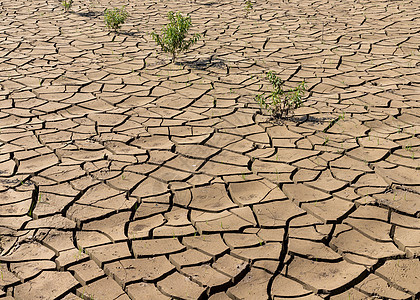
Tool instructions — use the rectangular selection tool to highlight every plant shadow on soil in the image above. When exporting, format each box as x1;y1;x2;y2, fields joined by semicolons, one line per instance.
76;11;103;18
176;57;227;70
264;114;334;126
145;56;227;70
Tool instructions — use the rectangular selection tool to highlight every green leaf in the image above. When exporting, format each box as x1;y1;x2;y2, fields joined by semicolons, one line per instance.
151;11;201;62
255;71;306;119
104;6;128;31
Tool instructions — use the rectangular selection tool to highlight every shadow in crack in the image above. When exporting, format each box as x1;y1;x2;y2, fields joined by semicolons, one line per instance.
201;2;220;5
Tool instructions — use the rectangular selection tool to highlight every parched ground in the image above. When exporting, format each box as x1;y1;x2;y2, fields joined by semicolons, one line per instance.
0;0;419;298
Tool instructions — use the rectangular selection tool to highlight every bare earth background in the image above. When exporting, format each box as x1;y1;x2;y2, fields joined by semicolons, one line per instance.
0;0;419;299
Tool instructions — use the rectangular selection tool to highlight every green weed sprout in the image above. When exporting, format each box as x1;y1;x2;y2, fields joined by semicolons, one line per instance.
245;0;253;11
62;0;73;12
104;6;128;31
151;11;201;63
255;71;306;119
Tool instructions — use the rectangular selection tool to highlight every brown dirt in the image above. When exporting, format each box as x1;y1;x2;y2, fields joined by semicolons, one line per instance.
0;0;419;299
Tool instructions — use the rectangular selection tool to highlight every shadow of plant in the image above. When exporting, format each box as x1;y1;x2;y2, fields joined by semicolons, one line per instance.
179;57;226;70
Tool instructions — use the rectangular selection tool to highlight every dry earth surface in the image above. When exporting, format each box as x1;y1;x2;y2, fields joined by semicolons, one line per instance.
0;0;419;299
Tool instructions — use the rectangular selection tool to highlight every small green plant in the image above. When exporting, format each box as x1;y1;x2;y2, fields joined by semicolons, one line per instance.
104;6;128;31
74;246;84;261
62;0;72;12
81;288;95;300
255;71;306;119
245;0;253;11
151;11;201;63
